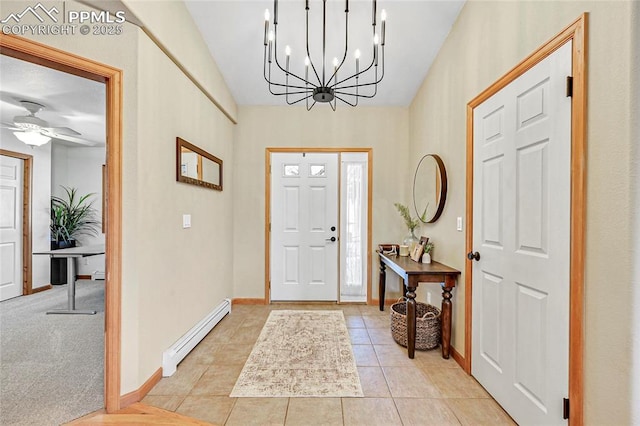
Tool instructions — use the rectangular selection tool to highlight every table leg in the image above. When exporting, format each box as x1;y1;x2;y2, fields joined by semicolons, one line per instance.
67;257;76;310
379;261;386;311
47;256;97;315
441;277;454;359
406;285;417;359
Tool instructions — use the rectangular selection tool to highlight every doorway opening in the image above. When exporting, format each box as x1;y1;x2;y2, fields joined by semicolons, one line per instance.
0;35;123;415
265;148;372;304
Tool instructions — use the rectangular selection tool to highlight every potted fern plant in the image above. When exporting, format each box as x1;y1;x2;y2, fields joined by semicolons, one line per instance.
50;187;101;284
50;186;100;249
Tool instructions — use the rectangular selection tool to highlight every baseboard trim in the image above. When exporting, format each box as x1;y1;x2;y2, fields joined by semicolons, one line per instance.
232;298;266;305
30;284;52;295
76;274;92;280
119;368;163;409
451;346;468;373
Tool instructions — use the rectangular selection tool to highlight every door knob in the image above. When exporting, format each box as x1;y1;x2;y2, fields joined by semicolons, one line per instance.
331;226;336;231
326;236;336;242
467;251;480;261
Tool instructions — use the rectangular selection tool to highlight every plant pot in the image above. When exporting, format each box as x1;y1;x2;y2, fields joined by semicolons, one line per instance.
50;240;76;285
51;240;76;250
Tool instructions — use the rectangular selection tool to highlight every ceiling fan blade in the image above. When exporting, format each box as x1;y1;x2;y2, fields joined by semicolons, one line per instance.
1;122;21;130
41;127;82;137
45;131;99;146
48;133;98;146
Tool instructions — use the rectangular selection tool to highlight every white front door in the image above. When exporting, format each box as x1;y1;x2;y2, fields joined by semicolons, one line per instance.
270;153;339;301
0;155;24;301
471;41;572;424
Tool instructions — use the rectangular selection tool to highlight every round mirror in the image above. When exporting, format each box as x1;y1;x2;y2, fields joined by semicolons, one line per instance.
413;154;447;223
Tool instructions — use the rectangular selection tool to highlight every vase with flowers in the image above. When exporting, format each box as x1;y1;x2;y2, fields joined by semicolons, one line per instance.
422;241;435;264
394;202;420;252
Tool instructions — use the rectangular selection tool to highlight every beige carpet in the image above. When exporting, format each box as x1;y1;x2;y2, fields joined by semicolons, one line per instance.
230;310;363;398
0;280;104;425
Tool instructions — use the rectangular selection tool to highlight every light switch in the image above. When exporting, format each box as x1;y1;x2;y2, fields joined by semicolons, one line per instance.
183;214;191;229
456;217;463;232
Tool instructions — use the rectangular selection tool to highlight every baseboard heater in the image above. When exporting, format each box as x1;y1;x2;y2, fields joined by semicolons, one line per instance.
91;271;105;280
162;298;231;377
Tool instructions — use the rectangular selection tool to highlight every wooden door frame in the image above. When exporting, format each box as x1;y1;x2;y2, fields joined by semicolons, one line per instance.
0;35;123;413
265;148;373;304
0;149;33;295
465;14;587;424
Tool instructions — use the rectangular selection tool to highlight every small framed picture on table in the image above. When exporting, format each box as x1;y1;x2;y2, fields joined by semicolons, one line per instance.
410;237;429;262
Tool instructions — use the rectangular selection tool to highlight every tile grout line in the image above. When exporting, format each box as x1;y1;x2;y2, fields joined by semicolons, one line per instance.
223;397;238;425
283;397;291;425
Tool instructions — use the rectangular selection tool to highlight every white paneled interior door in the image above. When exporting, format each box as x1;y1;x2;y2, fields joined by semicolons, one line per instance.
270;153;338;301
0;155;24;301
471;41;572;424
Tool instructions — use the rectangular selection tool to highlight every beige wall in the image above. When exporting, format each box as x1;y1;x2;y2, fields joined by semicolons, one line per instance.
232;106;410;302
8;0;237;393
631;1;640;423
122;0;237;122
409;1;637;422
134;32;234;387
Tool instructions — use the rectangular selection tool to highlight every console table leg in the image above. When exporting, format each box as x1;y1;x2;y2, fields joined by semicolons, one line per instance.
441;280;454;359
379;261;386;311
406;286;417;359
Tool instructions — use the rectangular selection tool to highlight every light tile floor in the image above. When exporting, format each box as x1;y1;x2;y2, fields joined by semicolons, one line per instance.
143;304;515;425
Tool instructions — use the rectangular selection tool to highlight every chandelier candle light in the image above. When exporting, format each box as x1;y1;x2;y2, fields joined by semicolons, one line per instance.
263;0;386;110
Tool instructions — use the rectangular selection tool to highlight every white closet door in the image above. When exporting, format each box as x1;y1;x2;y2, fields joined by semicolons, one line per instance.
0;155;24;301
472;41;572;424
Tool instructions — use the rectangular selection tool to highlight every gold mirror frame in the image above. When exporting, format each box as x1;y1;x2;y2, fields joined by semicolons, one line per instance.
176;137;223;191
413;154;447;223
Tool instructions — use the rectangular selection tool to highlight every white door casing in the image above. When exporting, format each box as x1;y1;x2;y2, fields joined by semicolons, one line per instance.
471;41;572;424
0;155;24;301
270;153;339;301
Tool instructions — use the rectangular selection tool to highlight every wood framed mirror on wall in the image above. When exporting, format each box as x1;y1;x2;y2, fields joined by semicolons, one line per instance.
413;154;447;223
176;137;223;191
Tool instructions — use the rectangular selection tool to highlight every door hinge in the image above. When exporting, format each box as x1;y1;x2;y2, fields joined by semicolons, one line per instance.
566;76;573;97
563;398;570;420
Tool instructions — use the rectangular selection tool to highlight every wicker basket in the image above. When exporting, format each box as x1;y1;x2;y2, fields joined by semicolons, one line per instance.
390;300;441;350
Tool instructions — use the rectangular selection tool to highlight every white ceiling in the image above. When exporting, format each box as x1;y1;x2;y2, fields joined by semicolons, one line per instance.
185;0;465;107
0;54;106;147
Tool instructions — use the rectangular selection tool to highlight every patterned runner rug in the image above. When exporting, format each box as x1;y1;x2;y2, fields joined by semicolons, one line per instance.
230;310;363;397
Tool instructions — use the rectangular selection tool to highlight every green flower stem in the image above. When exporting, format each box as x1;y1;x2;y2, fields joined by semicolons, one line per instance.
394;203;419;232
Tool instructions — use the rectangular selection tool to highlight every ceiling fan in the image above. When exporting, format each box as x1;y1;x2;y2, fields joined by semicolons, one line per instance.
1;100;96;147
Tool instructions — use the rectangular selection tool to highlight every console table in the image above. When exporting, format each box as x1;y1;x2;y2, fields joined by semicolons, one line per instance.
378;252;460;359
34;244;105;315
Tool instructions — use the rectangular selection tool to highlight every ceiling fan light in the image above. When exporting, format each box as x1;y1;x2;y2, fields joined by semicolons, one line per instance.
14;131;51;146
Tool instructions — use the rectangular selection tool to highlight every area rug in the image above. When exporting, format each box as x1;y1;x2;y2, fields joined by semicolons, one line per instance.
230;310;363;397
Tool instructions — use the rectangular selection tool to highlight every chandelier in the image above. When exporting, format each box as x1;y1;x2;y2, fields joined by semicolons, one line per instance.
263;0;386;110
